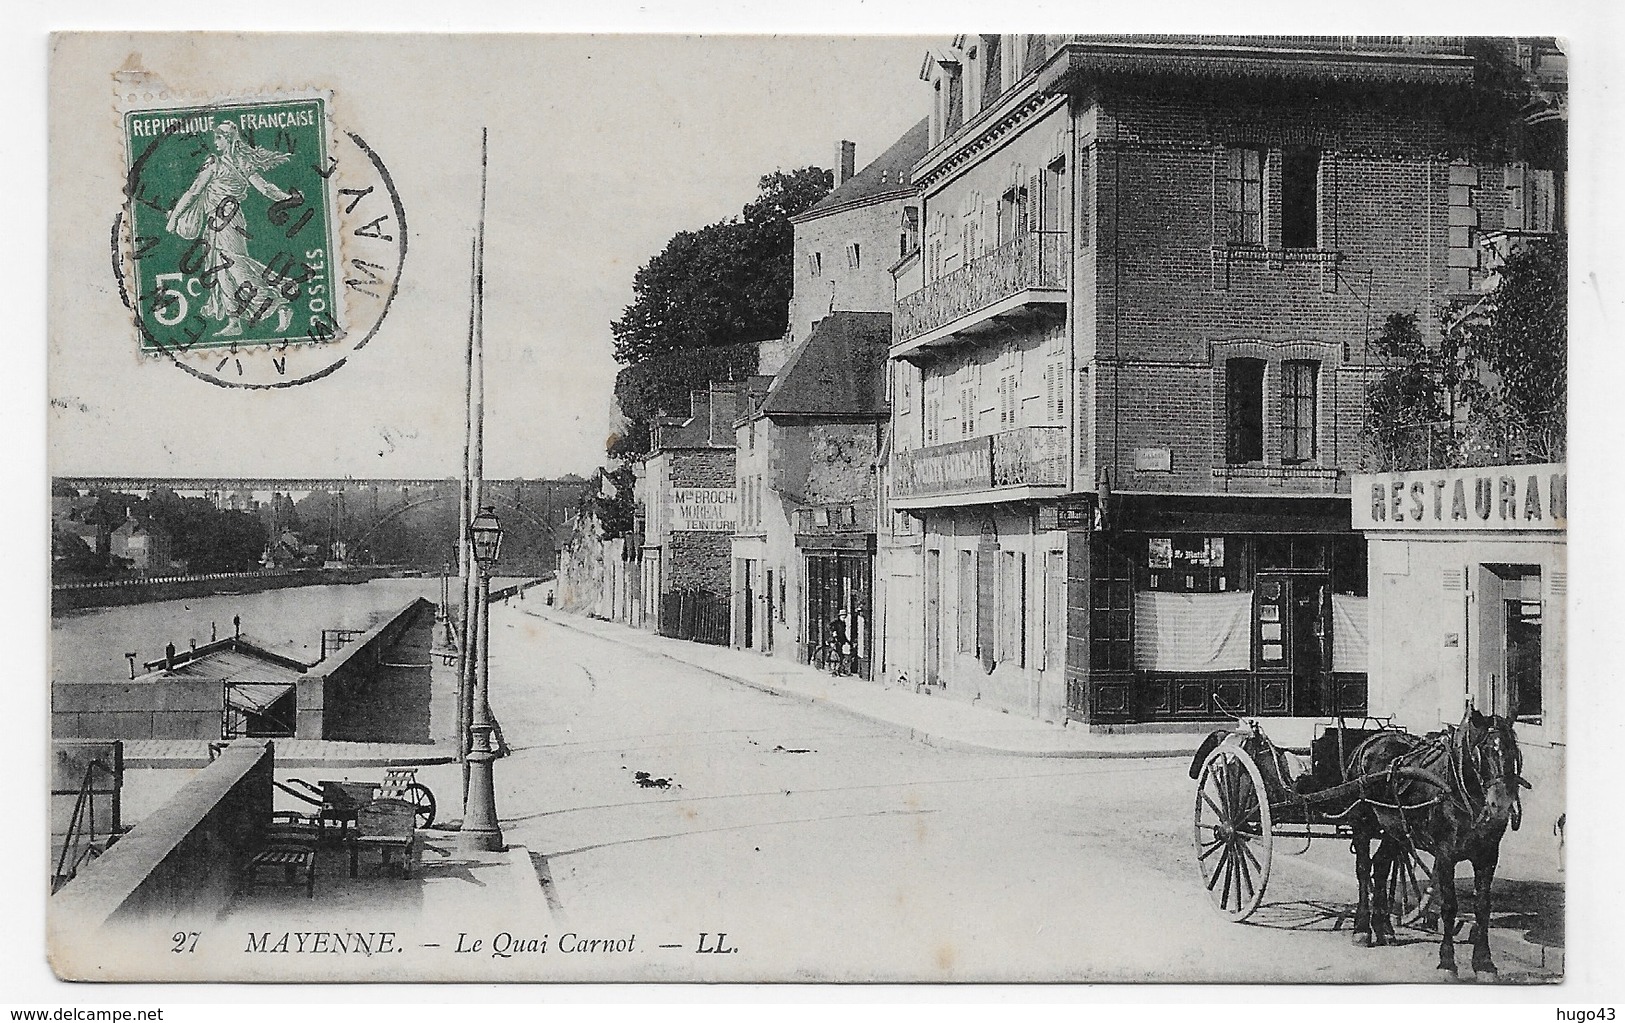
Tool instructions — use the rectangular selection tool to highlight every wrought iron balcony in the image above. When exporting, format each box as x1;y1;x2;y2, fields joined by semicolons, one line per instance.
993;424;1067;488
891;426;1067;503
894;232;1068;351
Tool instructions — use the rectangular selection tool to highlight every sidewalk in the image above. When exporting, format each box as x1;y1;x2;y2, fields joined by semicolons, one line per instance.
519;604;1202;760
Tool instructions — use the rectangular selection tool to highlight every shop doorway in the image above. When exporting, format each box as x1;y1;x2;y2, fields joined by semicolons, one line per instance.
741;559;756;649
1506;599;1542;722
805;552;873;679
1254;573;1331;716
925;549;941;687
764;568;775;654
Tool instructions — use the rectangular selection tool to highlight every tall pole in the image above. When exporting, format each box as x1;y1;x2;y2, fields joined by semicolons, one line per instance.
462;127;490;820
456;237;477;785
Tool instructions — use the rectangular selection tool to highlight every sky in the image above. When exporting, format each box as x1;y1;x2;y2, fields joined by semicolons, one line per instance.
48;33;933;481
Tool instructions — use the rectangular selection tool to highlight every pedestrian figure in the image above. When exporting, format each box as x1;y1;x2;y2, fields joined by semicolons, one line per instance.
826;614;847;675
837;609;856;676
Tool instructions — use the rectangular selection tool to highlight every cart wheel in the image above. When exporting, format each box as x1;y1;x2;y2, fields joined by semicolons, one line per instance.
404;783;436;829
1388;846;1438;930
1194;748;1273;922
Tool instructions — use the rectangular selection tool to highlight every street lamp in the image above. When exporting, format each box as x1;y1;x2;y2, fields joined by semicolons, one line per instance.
470;505;504;565
460;505;505;852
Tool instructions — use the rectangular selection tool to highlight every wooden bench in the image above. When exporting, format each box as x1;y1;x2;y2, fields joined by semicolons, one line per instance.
245;847;316;897
348;799;417;878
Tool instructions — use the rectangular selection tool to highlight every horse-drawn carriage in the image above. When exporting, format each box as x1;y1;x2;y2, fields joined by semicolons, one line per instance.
1190;709;1527;975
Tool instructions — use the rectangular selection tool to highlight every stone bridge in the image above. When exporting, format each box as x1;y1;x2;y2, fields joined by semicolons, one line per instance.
55;476;591;576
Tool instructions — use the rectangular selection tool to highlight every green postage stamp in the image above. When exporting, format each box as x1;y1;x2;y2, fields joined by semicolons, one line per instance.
123;96;342;352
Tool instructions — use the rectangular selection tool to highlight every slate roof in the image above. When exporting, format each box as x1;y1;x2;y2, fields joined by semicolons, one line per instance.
797;118;929;221
758;311;892;418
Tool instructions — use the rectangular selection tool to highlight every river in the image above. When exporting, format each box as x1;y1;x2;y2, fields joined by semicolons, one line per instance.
50;576;536;683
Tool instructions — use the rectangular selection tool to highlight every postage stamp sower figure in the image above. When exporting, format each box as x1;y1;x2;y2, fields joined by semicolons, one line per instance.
124;96;341;352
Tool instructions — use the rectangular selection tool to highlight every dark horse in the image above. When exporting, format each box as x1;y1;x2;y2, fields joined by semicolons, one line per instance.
1345;710;1529;976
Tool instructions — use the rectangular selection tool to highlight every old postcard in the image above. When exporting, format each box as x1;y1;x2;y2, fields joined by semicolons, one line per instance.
45;30;1576;985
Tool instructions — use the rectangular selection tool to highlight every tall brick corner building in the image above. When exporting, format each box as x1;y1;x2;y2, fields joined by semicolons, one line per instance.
884;36;1556;725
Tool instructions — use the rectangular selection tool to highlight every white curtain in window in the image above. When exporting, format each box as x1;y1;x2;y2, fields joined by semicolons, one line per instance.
1133;591;1252;672
1332;593;1369;673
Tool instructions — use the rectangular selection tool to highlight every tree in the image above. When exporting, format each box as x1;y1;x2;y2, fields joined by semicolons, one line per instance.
52;526;106;577
609;342;759;460
1365;312;1447;470
610;167;831;369
1456;238;1566;455
1369;239;1567;470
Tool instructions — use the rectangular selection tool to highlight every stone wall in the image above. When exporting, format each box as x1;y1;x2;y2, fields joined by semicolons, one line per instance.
50;739;272;942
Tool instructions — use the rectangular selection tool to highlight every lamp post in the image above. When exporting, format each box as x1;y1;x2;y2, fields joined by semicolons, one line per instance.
460;505;505;852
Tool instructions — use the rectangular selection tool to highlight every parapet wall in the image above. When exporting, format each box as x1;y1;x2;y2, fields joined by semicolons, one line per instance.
49;738;272;946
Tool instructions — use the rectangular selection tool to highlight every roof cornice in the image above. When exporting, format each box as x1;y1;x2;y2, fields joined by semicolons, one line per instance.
790;185;919;226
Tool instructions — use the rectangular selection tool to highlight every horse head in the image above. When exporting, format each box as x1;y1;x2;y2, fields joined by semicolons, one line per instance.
1464;710;1530;831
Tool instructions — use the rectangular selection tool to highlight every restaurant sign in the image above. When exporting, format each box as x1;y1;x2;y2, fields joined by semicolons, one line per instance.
669;487;738;532
1351;463;1566;532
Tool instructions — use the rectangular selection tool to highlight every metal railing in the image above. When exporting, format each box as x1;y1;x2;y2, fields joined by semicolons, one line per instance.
1369;413;1567;472
893;425;1068;499
895;231;1068;344
657;588;730;646
320;627;366;659
992;425;1068;487
53;761;114;894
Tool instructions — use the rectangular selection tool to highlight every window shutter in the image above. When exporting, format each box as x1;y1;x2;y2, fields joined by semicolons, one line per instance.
1028;172;1042;236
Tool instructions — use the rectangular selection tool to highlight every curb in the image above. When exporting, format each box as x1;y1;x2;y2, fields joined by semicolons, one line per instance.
528;608;1198;761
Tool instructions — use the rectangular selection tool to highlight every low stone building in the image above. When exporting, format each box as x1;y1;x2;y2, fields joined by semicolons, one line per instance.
639;378;765;643
732;311;892;676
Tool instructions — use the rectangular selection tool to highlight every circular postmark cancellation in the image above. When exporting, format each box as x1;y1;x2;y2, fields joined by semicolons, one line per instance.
113;91;408;388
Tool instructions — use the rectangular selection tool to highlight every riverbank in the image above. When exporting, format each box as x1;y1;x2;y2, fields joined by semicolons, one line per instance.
50;566;413;613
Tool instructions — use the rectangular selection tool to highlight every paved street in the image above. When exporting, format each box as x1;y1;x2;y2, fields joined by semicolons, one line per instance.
399;603;1559;984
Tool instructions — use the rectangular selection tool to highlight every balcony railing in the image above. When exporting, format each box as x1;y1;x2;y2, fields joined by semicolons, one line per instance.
895;232;1068;346
993;425;1067;487
892;426;1067;500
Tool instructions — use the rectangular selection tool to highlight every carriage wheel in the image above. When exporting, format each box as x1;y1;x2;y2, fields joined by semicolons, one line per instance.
1387;846;1437;929
1194;749;1273;922
404;783;436;829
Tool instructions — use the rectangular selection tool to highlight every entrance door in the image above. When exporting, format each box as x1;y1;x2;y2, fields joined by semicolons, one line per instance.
742;560;755;649
1505;598;1543;722
1254;573;1330;716
764;569;775;654
1040;549;1066;718
925;549;941;687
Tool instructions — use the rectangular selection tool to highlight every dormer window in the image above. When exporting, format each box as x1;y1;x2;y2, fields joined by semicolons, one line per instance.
981;35;1003;108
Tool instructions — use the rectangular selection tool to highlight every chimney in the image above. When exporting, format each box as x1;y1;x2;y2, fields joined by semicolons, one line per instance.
164;642;176;671
836;141;856;186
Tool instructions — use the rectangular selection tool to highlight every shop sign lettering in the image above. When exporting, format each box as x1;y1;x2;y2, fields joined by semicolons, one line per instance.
891;437;993;498
1351;463;1566;532
669;487;738;532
